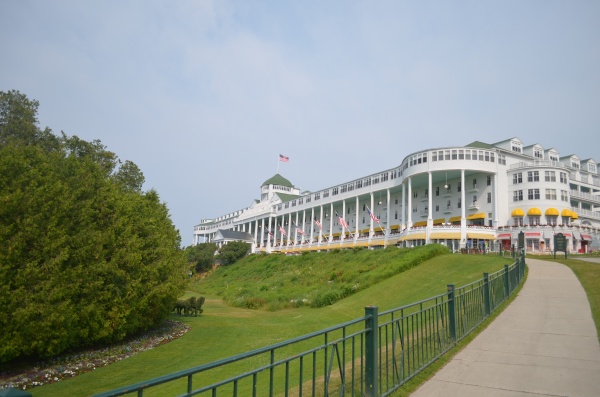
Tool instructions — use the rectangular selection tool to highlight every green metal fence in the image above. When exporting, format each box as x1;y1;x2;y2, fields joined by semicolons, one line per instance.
94;252;526;397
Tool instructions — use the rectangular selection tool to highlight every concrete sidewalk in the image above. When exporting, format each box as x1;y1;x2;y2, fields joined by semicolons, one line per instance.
411;258;600;397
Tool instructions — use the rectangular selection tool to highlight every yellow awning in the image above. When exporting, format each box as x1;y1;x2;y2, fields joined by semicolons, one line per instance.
433;218;446;225
361;228;371;233
429;232;461;239
527;208;541;216
448;216;462;223
412;221;427;227
389;224;400;230
571;211;579;219
386;238;401;245
545;208;559;216
370;240;385;246
405;233;426;240
332;233;341;237
561;209;573;217
467;212;485;220
511;208;524;217
354;241;369;247
467;233;496;240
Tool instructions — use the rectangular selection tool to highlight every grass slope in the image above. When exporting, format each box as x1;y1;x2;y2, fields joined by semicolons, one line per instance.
190;245;450;310
32;251;509;397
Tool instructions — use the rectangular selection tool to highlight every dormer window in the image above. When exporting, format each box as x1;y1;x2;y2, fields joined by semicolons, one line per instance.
534;147;543;159
511;140;522;153
588;163;597;173
571;160;580;169
548;152;559;162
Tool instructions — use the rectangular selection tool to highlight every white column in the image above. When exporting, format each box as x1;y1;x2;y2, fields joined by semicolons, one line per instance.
319;205;324;243
260;218;265;247
386;188;391;235
493;174;499;229
370;192;375;237
341;200;346;242
407;177;413;227
310;207;315;244
402;183;406;229
301;210;306;244
461;169;467;246
355;195;360;240
287;213;292;247
329;202;334;243
294;212;299;245
427;172;433;243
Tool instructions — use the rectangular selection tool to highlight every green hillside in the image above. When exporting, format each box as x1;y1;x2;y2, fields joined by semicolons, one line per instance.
32;248;509;397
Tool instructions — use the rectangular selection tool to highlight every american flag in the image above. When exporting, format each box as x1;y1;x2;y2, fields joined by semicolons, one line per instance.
366;206;380;223
314;217;322;229
278;224;287;236
336;212;349;229
292;221;305;235
279;154;289;162
265;227;273;237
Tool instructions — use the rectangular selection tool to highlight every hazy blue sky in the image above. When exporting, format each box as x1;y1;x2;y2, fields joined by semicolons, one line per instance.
1;0;599;245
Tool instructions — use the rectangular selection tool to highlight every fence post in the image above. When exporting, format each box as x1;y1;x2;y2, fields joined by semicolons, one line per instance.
504;264;510;297
365;306;378;397
483;273;491;316
447;284;456;342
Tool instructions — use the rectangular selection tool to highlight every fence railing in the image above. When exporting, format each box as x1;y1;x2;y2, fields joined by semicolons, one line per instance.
94;252;526;397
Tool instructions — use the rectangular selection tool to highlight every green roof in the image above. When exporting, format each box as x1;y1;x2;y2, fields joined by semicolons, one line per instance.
262;174;294;188
465;141;493;149
275;193;300;203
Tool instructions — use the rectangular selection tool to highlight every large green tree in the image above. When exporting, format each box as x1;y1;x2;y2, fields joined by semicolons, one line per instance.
185;242;217;273
0;90;187;364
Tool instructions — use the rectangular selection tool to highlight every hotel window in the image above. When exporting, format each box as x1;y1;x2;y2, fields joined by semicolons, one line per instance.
394;210;398;219
513;217;523;227
547;215;558;226
424;188;428;198
340;185;347;193
513;190;523;201
487;175;491;186
362;204;366;211
472;195;477;205
436;186;439;196
432;151;438;161
323;190;329;198
457;198;461;209
356;180;363;189
529;216;541;226
347;207;351;214
534;147;543;158
589;163;597;173
362;217;365;224
571;160;580;169
545;189;557;200
332;187;338;195
549;153;559;162
452;150;458;160
457;182;461;192
484;152;490;162
445;150;451;160
459;149;464;159
292;200;296;207
435;205;439;211
511;141;522;153
445;184;451;194
381;172;389;181
446;200;451;210
285;202;289;208
513;173;523;184
528;189;540;200
372;177;379;184
498;154;506;165
487;192;492;203
479;151;484;161
560;172;567;184
490;153;495;162
465;150;471;160
561;190;569;202
527;171;539;182
545;171;556;182
306;196;311;203
413;191;418;198
472;178;477;188
314;192;320;200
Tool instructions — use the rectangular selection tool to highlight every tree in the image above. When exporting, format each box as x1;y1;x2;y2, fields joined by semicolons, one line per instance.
185;243;217;273
218;241;251;265
0;90;187;364
113;160;145;192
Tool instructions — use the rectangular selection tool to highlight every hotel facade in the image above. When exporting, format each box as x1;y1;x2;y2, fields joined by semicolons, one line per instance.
193;138;599;254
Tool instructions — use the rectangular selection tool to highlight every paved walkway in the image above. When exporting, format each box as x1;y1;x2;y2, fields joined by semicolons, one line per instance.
411;258;600;397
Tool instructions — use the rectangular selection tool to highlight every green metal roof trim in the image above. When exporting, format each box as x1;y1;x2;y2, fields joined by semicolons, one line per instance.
262;173;294;188
465;141;493;149
275;193;301;203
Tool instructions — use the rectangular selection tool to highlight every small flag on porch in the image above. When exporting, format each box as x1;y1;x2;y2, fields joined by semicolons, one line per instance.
366;206;380;223
336;212;349;229
292;221;305;235
314;217;322;229
278;224;287;236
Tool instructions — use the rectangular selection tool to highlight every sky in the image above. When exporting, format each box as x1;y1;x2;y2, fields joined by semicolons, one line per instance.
1;0;599;246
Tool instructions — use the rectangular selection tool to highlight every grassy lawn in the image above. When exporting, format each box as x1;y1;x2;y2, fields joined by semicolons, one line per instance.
31;251;510;397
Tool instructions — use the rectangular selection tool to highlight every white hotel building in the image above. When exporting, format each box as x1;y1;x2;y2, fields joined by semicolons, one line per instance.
193;138;599;254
